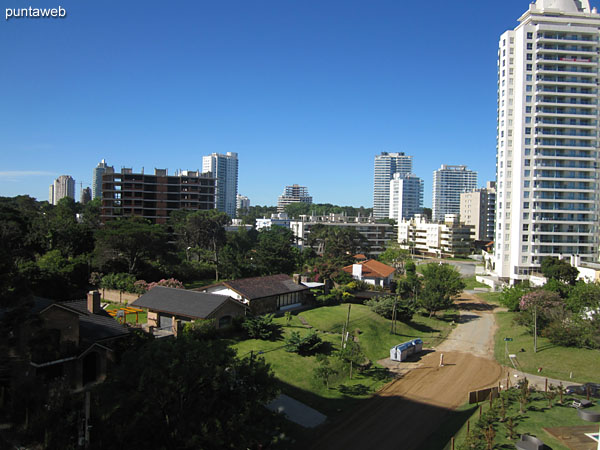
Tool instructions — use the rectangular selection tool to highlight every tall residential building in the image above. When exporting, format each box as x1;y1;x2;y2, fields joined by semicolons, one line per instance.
80;187;92;205
101;168;216;224
389;173;424;222
495;0;600;282
373;152;413;218
49;175;75;205
236;194;250;212
202;152;239;218
460;181;496;241
92;159;111;200
277;184;312;213
432;165;477;222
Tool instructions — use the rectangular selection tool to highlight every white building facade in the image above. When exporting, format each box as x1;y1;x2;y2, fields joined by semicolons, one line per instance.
277;184;312;213
494;0;600;282
432;165;478;222
49;175;75;205
373;152;413;219
202;152;239;218
460;181;496;241
92;159;111;200
389;173;424;222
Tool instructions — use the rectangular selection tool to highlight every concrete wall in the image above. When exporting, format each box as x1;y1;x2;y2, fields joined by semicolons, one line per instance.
101;289;141;304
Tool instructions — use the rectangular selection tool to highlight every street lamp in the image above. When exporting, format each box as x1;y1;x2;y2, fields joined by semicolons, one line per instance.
578;408;600;450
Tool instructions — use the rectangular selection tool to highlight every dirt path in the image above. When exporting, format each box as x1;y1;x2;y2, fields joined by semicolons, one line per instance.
307;291;503;450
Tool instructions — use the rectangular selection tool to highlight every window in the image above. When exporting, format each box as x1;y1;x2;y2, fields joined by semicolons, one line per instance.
527;43;533;50
522;245;529;252
526;74;532;81
527;32;533;39
525;128;531;134
523;212;529;220
503;49;506;56
524;202;530;209
522;256;528;264
523;235;529;242
524;170;530;176
526;106;531;113
525;138;531;144
505;233;510;240
524;191;530;198
526;54;532;61
526;95;532;102
526;85;532;92
524;181;530;187
525;159;531;166
523;224;529;231
527;64;532;71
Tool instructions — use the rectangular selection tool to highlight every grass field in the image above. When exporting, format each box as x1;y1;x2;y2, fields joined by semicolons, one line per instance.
476;291;503;306
494;311;600;383
462;276;489;290
229;304;456;416
436;390;600;450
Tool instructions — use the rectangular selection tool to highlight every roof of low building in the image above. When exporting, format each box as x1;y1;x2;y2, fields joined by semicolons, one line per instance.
61;300;130;346
132;286;246;318
342;259;396;279
201;274;309;300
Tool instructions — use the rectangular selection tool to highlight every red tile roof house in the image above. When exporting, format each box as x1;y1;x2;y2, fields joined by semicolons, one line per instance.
196;274;311;315
9;291;130;390
131;286;248;335
342;259;396;288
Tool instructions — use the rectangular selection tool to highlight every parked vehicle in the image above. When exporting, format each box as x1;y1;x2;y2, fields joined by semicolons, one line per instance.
565;383;600;399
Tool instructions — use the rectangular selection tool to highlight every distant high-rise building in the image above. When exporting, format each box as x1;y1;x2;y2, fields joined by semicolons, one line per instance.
432;165;477;222
277;185;312;213
460;181;496;241
202;152;239;218
495;0;600;282
373;152;413;218
49;175;75;205
236;194;250;212
389;173;424;222
80;187;92;205
92;159;111;200
101;168;215;224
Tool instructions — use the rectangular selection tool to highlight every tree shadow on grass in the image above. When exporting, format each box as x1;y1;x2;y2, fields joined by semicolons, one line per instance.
337;383;370;396
407;321;439;333
360;366;393;382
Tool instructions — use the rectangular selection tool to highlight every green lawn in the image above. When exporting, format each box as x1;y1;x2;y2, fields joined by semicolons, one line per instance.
104;302;147;325
229;304;456;416
462;276;489;290
494;311;600;383
437;390;600;450
476;291;503;306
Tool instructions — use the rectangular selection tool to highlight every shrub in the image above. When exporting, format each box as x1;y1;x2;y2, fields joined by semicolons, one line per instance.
285;331;324;356
100;272;137;293
365;295;416;322
242;314;280;340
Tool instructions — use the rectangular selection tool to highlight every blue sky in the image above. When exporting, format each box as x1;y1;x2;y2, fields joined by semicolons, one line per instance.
0;0;543;207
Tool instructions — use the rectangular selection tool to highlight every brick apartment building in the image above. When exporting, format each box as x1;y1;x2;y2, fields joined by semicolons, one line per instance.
101;168;216;224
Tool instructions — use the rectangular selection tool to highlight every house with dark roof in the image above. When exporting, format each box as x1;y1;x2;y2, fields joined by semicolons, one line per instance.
342;259;396;288
131;286;247;333
197;274;310;314
11;291;130;390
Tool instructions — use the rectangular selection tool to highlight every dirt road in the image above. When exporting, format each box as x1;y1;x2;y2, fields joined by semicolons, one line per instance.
308;291;503;450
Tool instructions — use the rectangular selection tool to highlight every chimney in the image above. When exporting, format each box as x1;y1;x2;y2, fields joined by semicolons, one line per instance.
87;290;101;314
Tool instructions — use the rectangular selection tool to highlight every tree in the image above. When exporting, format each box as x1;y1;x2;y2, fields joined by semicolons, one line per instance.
171;210;229;280
337;339;365;379
397;260;421;302
378;241;409;273
419;263;465;317
541;257;579;285
313;354;338;389
499;282;531;312
219;228;259;279
254;226;299;275
519;290;563;352
92;335;280;450
365;295;416;322
242;314;280;339
566;280;600;314
94;217;168;275
307;225;368;266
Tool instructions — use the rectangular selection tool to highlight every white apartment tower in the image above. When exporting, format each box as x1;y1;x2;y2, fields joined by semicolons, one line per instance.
373;152;413;219
432;165;478;222
202;152;239;218
92;159;111;200
49;175;75;205
277;184;313;213
389;173;424;222
495;0;600;282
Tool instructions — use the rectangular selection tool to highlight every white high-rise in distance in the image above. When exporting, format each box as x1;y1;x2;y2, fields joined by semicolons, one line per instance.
494;0;600;282
202;152;239;218
49;175;75;205
373;152;412;219
388;173;424;222
432;165;477;222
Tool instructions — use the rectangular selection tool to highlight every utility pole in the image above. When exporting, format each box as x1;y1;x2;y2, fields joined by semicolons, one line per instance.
534;304;537;353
